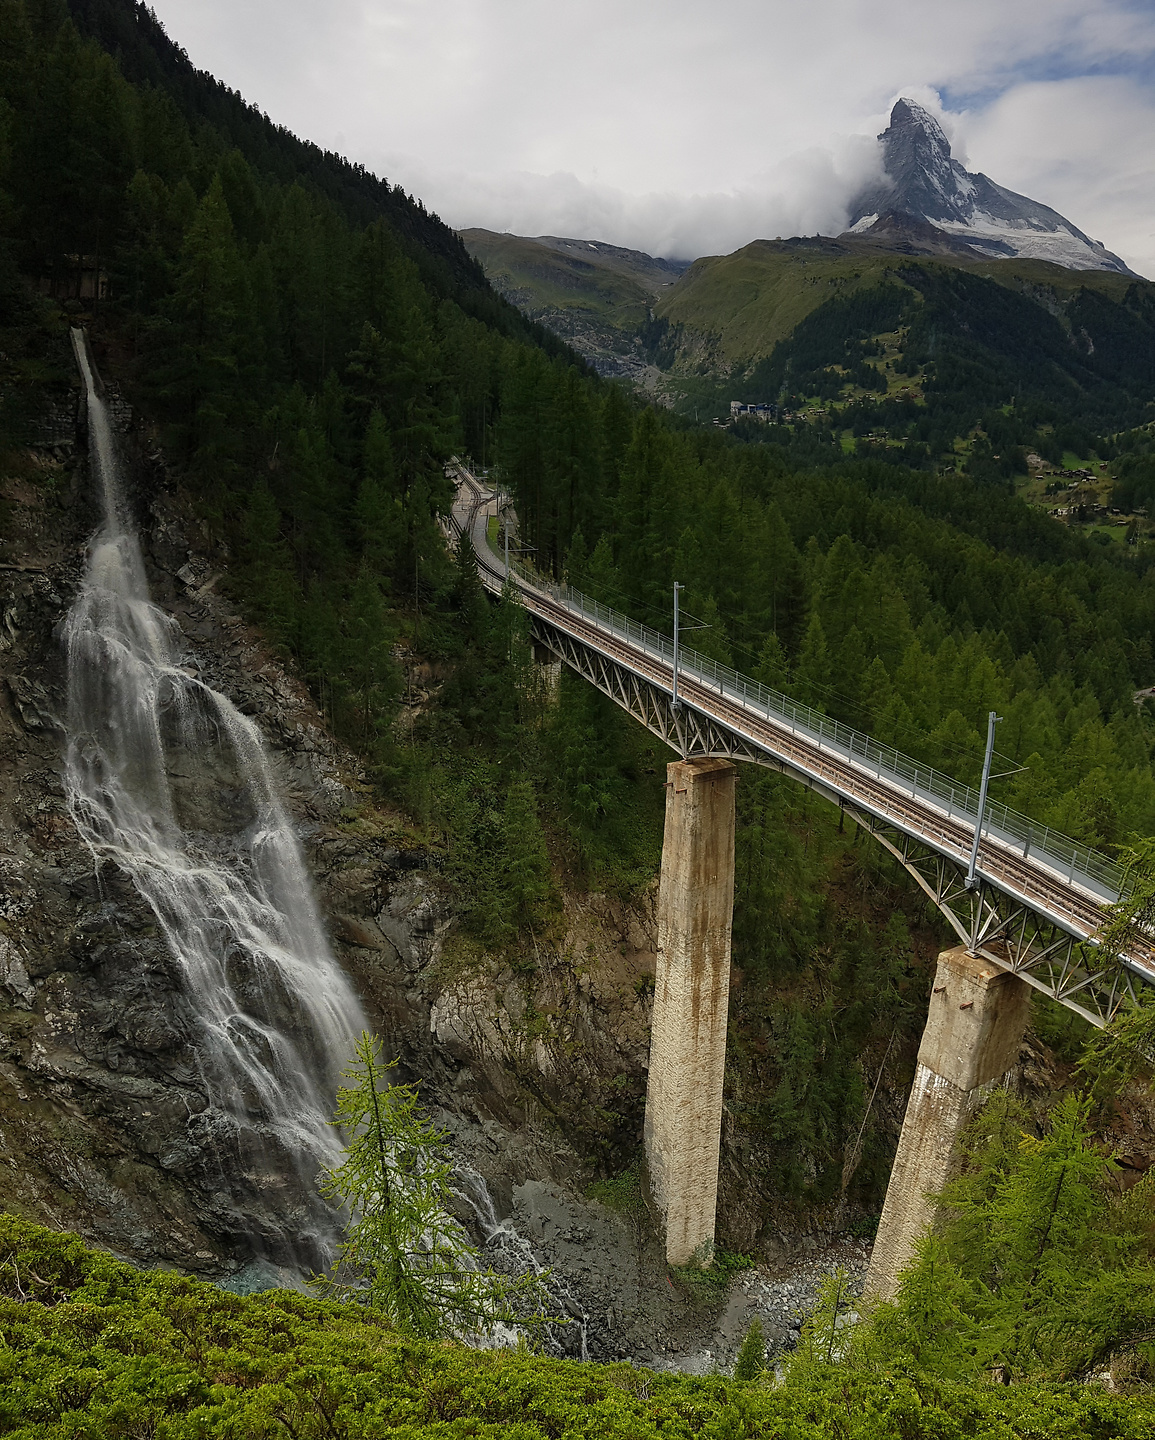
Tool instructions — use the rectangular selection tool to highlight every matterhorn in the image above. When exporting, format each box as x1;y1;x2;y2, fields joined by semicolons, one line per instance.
845;98;1133;274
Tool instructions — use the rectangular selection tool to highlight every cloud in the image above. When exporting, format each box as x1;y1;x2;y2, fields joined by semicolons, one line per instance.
145;0;1155;273
395;136;885;260
960;77;1155;276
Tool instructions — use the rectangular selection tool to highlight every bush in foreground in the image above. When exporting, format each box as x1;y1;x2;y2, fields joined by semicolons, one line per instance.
3;1217;1155;1437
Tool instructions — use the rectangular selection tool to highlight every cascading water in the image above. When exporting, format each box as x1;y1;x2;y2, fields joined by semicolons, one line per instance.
63;329;367;1270
454;1164;589;1360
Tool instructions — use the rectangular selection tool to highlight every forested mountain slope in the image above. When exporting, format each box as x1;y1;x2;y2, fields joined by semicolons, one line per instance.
59;0;580;352
461;228;688;378
651;239;1154;404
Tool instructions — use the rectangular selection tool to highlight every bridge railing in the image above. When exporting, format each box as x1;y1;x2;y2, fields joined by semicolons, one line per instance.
490;541;1125;907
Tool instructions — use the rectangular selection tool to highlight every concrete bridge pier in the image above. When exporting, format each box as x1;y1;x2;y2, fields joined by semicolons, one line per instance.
531;641;562;701
865;946;1031;1301
644;757;737;1266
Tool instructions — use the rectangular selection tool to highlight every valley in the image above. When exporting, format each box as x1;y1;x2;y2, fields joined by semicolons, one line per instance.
2;0;1155;1432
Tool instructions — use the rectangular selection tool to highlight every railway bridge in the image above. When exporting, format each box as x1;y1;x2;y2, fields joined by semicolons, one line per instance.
449;463;1153;1295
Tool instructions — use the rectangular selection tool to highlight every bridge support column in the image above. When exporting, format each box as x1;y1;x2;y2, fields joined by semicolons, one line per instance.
531;642;562;703
865;946;1031;1300
644;757;736;1266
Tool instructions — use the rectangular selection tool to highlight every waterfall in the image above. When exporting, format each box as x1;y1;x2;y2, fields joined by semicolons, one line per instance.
63;329;367;1270
454;1165;589;1360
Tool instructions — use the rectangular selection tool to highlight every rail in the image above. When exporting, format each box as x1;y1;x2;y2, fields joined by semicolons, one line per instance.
455;471;1127;911
537;574;1123;903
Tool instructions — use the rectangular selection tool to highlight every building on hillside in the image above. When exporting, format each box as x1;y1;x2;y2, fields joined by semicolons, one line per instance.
37;256;110;301
729;401;776;422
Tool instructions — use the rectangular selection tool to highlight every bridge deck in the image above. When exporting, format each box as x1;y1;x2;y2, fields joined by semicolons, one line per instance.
450;468;1155;996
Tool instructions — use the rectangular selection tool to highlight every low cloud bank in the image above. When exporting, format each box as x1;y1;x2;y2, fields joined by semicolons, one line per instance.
143;1;1155;275
384;83;1154;278
386;135;885;262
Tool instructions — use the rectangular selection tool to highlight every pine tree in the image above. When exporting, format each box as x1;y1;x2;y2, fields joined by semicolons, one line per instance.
733;1316;766;1381
453;528;488;645
159;173;244;460
815;534;864;649
242;480;299;644
754;632;790;695
794;613;832;710
832;625;868;722
343;565;402;741
866;1233;978;1379
683;592;732;668
616;408;666;588
547;669;619;841
563;527;589;589
877;1091;1155;1382
316;1032;553;1340
502;779;553;930
355;410;404;580
785;1268;856;1378
1080;840;1155;1094
585;534;621;607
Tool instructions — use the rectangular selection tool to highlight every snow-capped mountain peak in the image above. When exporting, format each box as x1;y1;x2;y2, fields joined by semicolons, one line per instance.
845;99;1133;274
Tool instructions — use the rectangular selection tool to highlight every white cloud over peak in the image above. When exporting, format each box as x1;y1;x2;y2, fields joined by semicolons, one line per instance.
398;135;886;261
144;0;1155;275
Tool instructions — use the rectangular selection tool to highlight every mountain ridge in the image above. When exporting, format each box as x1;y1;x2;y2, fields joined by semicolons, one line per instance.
651;237;1145;370
460;228;689;379
63;0;587;362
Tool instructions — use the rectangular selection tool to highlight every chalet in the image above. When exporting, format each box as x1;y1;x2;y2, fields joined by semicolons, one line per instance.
729;401;775;422
37;255;110;301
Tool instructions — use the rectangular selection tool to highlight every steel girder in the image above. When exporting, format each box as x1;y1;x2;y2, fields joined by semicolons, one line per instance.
531;614;1133;1029
530;615;794;770
843;805;1137;1027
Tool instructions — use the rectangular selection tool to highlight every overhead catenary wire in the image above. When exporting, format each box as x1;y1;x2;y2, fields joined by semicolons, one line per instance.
557;570;1024;778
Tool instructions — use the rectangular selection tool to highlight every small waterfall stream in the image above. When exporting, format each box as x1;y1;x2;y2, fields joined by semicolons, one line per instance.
64;329;367;1268
454;1165;589;1359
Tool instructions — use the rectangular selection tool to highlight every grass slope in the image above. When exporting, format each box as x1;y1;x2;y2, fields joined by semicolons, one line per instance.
655;240;913;367
461;229;686;337
655;237;1146;369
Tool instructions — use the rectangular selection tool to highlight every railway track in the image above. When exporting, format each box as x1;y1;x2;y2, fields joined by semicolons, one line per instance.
449;467;1154;995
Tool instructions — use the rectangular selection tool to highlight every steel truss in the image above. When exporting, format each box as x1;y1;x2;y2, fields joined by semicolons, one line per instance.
531;613;1136;1029
844;806;1138;1027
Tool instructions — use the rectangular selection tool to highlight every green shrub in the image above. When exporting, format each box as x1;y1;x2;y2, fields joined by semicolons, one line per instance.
733;1317;765;1381
3;1216;1155;1437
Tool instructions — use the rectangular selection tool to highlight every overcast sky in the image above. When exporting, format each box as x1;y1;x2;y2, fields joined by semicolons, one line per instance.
145;0;1155;277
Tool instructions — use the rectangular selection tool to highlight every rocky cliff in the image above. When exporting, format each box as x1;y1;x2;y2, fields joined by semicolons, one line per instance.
0;351;658;1281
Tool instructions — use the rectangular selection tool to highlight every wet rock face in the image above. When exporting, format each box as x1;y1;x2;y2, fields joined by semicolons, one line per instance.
0;409;415;1275
425;901;654;1151
0;435;237;1271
